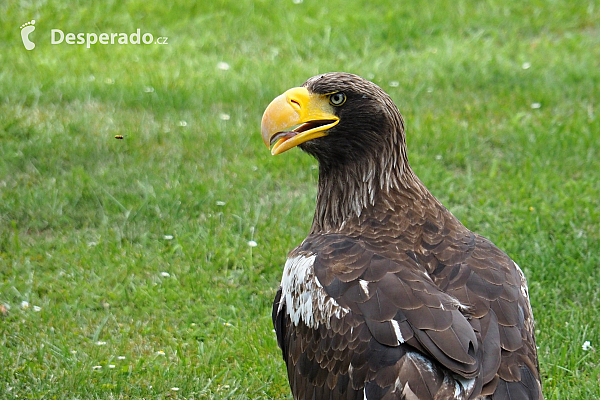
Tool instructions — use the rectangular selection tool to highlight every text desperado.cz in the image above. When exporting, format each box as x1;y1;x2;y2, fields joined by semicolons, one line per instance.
51;29;168;48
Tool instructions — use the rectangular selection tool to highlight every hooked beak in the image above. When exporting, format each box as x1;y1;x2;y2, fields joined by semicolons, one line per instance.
261;87;339;155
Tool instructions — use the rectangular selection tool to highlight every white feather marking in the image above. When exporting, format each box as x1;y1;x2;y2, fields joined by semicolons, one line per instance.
446;294;470;312
390;319;405;344
514;262;530;299
359;279;370;297
393;377;403;393
453;380;461;398
514;261;535;335
406;352;434;374
453;376;476;399
281;255;350;329
363;386;368;400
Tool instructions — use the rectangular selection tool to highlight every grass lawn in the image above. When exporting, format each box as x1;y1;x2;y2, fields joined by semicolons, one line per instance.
1;0;599;398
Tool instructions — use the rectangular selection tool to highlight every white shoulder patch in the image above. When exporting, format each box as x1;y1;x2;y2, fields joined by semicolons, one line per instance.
280;254;350;329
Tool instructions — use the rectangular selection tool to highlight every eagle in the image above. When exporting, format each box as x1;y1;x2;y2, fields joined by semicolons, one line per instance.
260;72;543;400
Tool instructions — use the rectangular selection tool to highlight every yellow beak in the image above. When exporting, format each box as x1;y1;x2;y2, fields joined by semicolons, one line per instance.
261;87;339;155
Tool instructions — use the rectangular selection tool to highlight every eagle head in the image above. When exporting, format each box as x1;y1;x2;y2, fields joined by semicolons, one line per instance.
261;72;405;170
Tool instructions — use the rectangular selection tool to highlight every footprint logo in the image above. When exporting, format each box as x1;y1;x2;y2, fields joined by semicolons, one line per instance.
20;20;36;50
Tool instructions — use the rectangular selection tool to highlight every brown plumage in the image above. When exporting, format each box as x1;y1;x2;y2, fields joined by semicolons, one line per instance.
261;72;543;400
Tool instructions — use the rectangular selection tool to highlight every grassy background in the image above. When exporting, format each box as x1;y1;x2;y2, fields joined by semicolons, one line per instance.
1;0;599;398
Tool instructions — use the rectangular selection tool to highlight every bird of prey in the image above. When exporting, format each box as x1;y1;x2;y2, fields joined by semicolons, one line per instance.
261;72;543;400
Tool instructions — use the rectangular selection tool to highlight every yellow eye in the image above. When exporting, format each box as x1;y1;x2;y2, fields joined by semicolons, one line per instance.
329;92;346;106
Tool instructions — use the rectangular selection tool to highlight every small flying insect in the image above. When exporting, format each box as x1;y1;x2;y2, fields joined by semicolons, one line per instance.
114;135;124;140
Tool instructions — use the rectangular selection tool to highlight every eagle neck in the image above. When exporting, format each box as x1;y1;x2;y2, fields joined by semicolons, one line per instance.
310;149;427;233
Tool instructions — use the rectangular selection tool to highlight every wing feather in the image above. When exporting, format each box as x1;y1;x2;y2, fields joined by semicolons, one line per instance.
273;231;542;399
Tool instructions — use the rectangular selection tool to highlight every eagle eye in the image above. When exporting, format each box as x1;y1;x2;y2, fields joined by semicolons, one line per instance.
329;92;346;106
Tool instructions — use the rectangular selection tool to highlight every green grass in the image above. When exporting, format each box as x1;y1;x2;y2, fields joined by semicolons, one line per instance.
1;0;599;398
